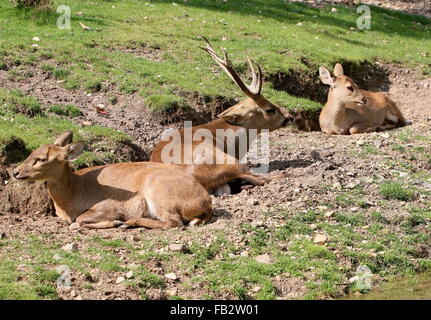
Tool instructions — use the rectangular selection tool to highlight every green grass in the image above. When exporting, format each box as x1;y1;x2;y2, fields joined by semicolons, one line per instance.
0;87;131;166
48;104;83;117
380;181;416;201
145;94;190;113
0;0;429;114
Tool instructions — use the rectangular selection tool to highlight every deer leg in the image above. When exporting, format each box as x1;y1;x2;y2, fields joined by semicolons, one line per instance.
71;210;124;230
378;123;396;131
349;124;380;134
122;216;183;230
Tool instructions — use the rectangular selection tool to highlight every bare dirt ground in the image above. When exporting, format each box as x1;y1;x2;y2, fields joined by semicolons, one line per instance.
0;59;429;299
301;0;431;18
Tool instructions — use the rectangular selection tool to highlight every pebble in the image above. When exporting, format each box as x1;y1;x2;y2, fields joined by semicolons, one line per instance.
313;234;328;245
169;243;186;252
62;243;78;252
255;253;272;264
32;36;40;41
115;276;125;284
125;271;134;279
325;211;335;218
165;273;178;281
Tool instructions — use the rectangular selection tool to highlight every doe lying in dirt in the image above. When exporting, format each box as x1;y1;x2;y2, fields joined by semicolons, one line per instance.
150;37;293;196
13;131;212;230
319;63;408;135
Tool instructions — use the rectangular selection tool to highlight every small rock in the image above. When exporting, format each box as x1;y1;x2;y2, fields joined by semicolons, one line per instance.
166;288;178;296
70;290;77;298
169;243;186;252
75;295;83;300
240;251;249;257
31;44;39;47
349;276;359;283
32;36;40;41
82;121;92;126
53;254;62;261
356;140;365;146
331;7;337;12
309;224;318;230
248;198;259;206
165;273;178;281
62;243;78;252
251;286;261;293
125;271;134;279
255;253;272;264
296;22;303;26
115;276;125;284
325;211;335;218
314;234;328;245
373;140;383;148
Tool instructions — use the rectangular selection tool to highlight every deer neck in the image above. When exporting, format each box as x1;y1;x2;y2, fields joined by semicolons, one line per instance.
46;163;79;223
210;118;255;160
325;92;346;122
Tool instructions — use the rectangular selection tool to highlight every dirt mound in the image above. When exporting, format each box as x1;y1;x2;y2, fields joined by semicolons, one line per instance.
0;165;54;216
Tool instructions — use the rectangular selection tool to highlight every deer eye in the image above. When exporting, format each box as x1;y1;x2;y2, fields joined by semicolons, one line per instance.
347;86;354;91
37;158;47;163
266;109;275;114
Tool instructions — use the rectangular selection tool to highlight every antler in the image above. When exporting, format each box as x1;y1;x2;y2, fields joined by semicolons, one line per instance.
199;36;263;100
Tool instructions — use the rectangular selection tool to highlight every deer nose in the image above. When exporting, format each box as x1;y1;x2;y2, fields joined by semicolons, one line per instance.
362;97;367;104
12;170;20;179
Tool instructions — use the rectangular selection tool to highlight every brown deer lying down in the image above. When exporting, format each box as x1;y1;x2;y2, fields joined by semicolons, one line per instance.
13;131;212;230
150;37;294;196
319;63;409;135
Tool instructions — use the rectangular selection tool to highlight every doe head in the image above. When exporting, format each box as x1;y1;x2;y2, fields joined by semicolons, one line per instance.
13;131;84;181
319;63;367;105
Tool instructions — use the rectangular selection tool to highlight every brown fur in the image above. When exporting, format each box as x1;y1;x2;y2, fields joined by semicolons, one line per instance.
150;39;293;194
13;131;212;230
319;63;407;135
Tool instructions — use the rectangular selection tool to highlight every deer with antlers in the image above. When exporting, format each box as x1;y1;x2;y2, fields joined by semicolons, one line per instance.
319;63;409;135
150;37;294;196
13;131;212;230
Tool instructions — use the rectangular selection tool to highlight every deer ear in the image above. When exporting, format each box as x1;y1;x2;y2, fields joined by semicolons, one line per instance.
333;63;344;77
319;67;334;86
54;131;74;147
63;142;84;161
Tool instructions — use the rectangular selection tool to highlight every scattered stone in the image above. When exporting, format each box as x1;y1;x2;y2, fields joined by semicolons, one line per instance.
331;7;337;13
82;121;92;126
255;253;272;264
32;36;40;42
165;273;178;281
115;276;125;284
166;288;178;296
53;254;62;261
248;198;259;206
313;234;328;245
55;265;72;290
251;285;261;293
125;271;134;279
356;140;365;146
62;243;78;252
169;243;186;252
309;224;318;230
325;211;335;218
373;140;383;148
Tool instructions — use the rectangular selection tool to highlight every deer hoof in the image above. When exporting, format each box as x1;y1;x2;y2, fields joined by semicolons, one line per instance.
69;222;80;231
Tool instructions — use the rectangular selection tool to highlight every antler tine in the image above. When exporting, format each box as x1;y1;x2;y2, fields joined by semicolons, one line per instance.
246;55;262;95
199;36;262;99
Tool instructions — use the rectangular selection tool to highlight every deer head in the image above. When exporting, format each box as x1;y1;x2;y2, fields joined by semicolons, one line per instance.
13;131;84;181
319;63;367;105
200;36;294;131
